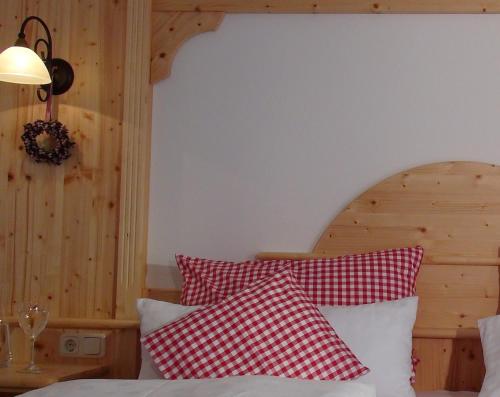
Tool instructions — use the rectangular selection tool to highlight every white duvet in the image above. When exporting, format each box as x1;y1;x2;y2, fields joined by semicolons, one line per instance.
21;377;375;397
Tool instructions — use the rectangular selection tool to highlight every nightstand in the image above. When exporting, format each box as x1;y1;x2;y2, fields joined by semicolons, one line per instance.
0;363;109;396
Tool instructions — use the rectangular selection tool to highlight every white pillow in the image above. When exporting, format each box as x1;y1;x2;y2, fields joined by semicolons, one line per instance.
479;314;500;397
319;297;418;397
137;296;417;397
137;298;198;379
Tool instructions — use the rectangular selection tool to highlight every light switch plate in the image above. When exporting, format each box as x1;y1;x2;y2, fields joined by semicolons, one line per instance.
60;333;106;358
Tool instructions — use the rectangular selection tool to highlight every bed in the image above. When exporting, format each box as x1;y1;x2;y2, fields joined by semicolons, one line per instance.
19;381;480;397
21;161;500;397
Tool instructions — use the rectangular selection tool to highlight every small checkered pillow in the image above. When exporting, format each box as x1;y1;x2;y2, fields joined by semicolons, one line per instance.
177;246;423;306
142;269;369;380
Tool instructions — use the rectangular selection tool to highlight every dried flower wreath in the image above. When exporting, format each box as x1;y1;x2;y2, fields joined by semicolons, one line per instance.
22;120;75;165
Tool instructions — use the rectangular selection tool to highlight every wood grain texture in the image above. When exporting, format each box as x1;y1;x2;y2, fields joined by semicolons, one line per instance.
144;288;182;303
315;161;500;260
151;11;224;83
412;338;485;391
153;0;500;13
9;326;138;379
0;0;152;379
115;0;153;320
0;0;127;319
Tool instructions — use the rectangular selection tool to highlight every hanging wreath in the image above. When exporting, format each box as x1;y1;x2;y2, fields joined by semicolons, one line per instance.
21;120;75;166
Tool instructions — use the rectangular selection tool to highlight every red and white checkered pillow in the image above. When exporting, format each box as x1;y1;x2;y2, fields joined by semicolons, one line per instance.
142;269;369;380
178;257;289;306
177;246;423;306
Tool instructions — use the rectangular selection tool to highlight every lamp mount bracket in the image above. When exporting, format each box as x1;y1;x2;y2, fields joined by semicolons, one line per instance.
19;16;74;102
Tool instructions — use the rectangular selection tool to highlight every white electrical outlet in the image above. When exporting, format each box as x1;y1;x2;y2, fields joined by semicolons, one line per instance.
59;333;106;358
61;335;79;355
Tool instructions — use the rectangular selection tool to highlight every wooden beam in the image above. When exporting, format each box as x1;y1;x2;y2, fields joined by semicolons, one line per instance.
3;317;138;329
151;11;224;83
153;0;500;14
413;327;479;339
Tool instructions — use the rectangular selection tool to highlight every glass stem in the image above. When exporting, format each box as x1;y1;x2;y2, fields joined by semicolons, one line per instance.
29;336;36;367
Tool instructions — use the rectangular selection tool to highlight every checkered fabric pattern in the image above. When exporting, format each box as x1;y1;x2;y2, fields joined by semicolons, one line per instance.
177;247;423;384
142;270;369;380
291;246;423;306
178;257;289;306
410;351;420;384
177;246;423;306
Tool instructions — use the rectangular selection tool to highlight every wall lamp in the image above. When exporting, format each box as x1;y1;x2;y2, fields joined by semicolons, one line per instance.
0;16;74;102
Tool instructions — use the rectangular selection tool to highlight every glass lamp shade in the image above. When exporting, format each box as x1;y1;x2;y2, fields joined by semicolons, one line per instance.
0;46;51;85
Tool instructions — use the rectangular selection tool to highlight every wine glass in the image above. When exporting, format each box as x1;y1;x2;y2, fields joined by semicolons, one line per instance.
0;282;13;367
17;303;49;373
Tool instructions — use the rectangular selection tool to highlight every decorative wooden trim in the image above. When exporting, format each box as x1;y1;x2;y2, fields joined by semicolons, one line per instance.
413;327;479;339
151;11;224;84
4;317;138;329
153;0;500;14
149;1;499;83
115;0;153;320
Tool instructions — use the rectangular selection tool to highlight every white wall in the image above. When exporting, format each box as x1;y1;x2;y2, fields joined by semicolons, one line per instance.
148;14;500;288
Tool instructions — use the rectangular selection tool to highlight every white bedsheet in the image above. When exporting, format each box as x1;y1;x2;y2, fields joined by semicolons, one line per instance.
20;377;375;397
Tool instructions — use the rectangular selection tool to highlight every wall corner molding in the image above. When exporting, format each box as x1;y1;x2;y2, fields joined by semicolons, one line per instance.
151;11;225;84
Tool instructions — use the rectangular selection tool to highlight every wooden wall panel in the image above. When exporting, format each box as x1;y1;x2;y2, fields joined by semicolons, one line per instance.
0;0;150;377
412;338;485;391
9;325;139;379
0;0;149;324
415;264;500;330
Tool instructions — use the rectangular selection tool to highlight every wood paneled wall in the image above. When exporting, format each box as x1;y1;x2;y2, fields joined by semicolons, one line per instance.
0;0;122;318
0;0;151;377
0;0;150;320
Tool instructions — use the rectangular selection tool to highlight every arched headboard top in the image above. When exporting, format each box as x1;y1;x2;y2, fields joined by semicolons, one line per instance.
314;161;500;264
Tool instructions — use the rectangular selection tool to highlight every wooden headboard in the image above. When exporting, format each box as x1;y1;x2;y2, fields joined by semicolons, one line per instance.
146;160;500;391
